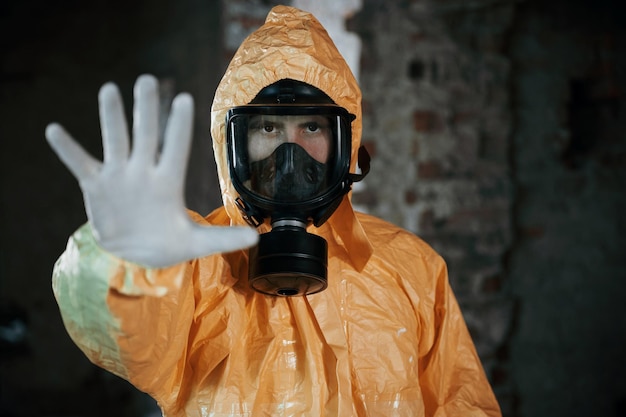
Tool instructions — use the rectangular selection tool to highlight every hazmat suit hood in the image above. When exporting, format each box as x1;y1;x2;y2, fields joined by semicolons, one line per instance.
210;5;372;268
211;6;362;197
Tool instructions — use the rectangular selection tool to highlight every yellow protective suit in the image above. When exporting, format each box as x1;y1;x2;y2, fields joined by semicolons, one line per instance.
52;5;501;417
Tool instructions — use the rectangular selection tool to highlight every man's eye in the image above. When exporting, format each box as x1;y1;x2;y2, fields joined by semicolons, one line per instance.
306;123;319;132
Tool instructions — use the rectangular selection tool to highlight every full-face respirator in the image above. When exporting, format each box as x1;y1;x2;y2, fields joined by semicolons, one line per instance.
226;79;369;296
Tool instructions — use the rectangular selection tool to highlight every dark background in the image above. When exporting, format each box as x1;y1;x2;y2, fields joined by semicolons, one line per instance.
0;1;223;416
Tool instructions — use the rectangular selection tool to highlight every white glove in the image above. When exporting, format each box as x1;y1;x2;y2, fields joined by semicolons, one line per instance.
46;74;258;268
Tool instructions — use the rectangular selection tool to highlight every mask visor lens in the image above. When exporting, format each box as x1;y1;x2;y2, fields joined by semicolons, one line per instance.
229;110;348;203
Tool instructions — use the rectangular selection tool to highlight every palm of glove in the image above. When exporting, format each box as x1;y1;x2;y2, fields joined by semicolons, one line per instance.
46;75;258;268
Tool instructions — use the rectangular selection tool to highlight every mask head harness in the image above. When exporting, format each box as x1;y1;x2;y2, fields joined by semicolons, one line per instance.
226;79;369;296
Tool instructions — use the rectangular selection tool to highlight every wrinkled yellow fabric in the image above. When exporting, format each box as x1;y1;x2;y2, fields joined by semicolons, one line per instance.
52;5;501;417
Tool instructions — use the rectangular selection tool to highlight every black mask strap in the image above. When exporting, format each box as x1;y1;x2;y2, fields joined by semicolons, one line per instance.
348;146;371;183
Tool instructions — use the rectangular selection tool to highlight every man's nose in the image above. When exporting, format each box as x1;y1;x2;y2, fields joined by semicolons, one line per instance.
286;126;302;145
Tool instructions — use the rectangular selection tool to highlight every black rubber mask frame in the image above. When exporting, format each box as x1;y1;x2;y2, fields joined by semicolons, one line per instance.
226;105;355;227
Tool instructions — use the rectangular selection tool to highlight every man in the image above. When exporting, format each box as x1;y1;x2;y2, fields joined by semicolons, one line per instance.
46;6;501;417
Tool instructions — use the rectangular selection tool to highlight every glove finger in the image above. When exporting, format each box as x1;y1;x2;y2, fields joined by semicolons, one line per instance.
189;225;259;257
98;82;130;164
158;93;194;180
131;74;160;164
45;123;101;180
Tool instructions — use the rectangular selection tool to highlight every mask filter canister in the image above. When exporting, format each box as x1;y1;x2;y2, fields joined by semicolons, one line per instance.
248;219;327;296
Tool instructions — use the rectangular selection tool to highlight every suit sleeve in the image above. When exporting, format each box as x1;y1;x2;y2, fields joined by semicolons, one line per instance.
417;253;502;417
52;223;196;408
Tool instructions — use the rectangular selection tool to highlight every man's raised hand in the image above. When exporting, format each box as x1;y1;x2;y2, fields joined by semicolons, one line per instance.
46;75;258;268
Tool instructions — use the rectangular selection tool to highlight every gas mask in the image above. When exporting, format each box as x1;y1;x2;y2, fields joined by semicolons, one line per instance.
226;79;369;296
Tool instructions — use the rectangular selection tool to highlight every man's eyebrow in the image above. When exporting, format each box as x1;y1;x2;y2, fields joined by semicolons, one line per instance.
297;117;328;126
249;117;284;126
